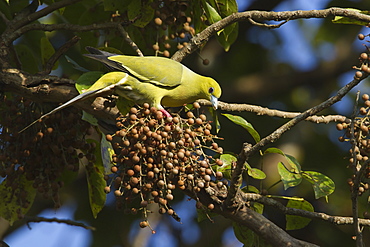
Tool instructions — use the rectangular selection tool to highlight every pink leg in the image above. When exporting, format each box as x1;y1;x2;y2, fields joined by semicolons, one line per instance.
160;108;172;118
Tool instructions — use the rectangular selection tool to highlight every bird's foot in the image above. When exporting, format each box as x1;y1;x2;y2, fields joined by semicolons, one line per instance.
160;109;172;118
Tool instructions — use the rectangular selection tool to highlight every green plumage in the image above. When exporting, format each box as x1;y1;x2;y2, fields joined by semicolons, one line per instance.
20;47;222;132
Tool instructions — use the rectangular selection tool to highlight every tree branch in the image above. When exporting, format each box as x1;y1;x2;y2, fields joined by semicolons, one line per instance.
225;73;368;208
198;100;349;124
172;7;370;61
24;216;96;231
39;36;81;75
186;186;319;247
243;193;370;227
0;69;118;126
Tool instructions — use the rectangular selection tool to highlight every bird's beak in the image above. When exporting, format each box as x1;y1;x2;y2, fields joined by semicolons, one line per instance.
210;95;218;110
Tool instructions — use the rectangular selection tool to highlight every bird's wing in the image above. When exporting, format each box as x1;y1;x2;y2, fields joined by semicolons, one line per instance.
107;55;183;88
84;47;183;88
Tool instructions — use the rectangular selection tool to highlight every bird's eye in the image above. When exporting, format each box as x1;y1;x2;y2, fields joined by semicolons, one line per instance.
209;87;214;94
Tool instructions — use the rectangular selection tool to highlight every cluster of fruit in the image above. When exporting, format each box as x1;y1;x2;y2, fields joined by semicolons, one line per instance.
0;94;93;211
151;0;195;57
337;93;370;196
104;103;225;229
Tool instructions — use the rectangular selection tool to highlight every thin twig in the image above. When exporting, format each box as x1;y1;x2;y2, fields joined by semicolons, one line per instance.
116;24;144;57
225;74;368;208
247;17;289;29
198;100;349;124
0;10;9;24
39;36;81;75
24;216;96;230
242;193;370;226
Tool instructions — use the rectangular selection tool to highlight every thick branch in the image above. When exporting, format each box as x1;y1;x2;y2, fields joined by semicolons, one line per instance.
186;187;318;247
0;69;118;124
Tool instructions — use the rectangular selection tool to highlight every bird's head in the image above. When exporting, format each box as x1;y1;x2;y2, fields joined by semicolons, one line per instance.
204;78;222;110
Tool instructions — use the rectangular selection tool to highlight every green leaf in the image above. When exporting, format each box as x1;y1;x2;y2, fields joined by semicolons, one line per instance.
232;222;256;247
116;97;135;116
216;22;238;52
40;36;58;70
277;162;302;190
286;199;314;230
85;139;107;218
217;153;236;172
14;44;39;73
128;0;155;28
101;134;115;175
218;0;238;14
82;111;98;126
264;147;301;173
241;185;260;194
0;0;12;20
203;1;222;24
332;8;370;26
302;171;335;199
75;71;104;93
104;0;133;11
0;175;36;225
222;113;260;143
205;0;239;51
217;153;237;180
78;3;110;26
8;0;29;14
196;208;218;222
244;163;266;180
193;0;207;34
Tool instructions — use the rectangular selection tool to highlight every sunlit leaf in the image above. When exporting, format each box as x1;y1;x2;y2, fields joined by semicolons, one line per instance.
203;1;222;23
75;71;104;93
244;162;266;179
217;153;237;180
302;171;335;199
264;147;301;173
277;162;302;190
222;113;260;143
286;199;314;230
241;185;260;194
332;8;370;26
101;135;115;175
216;22;238;52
